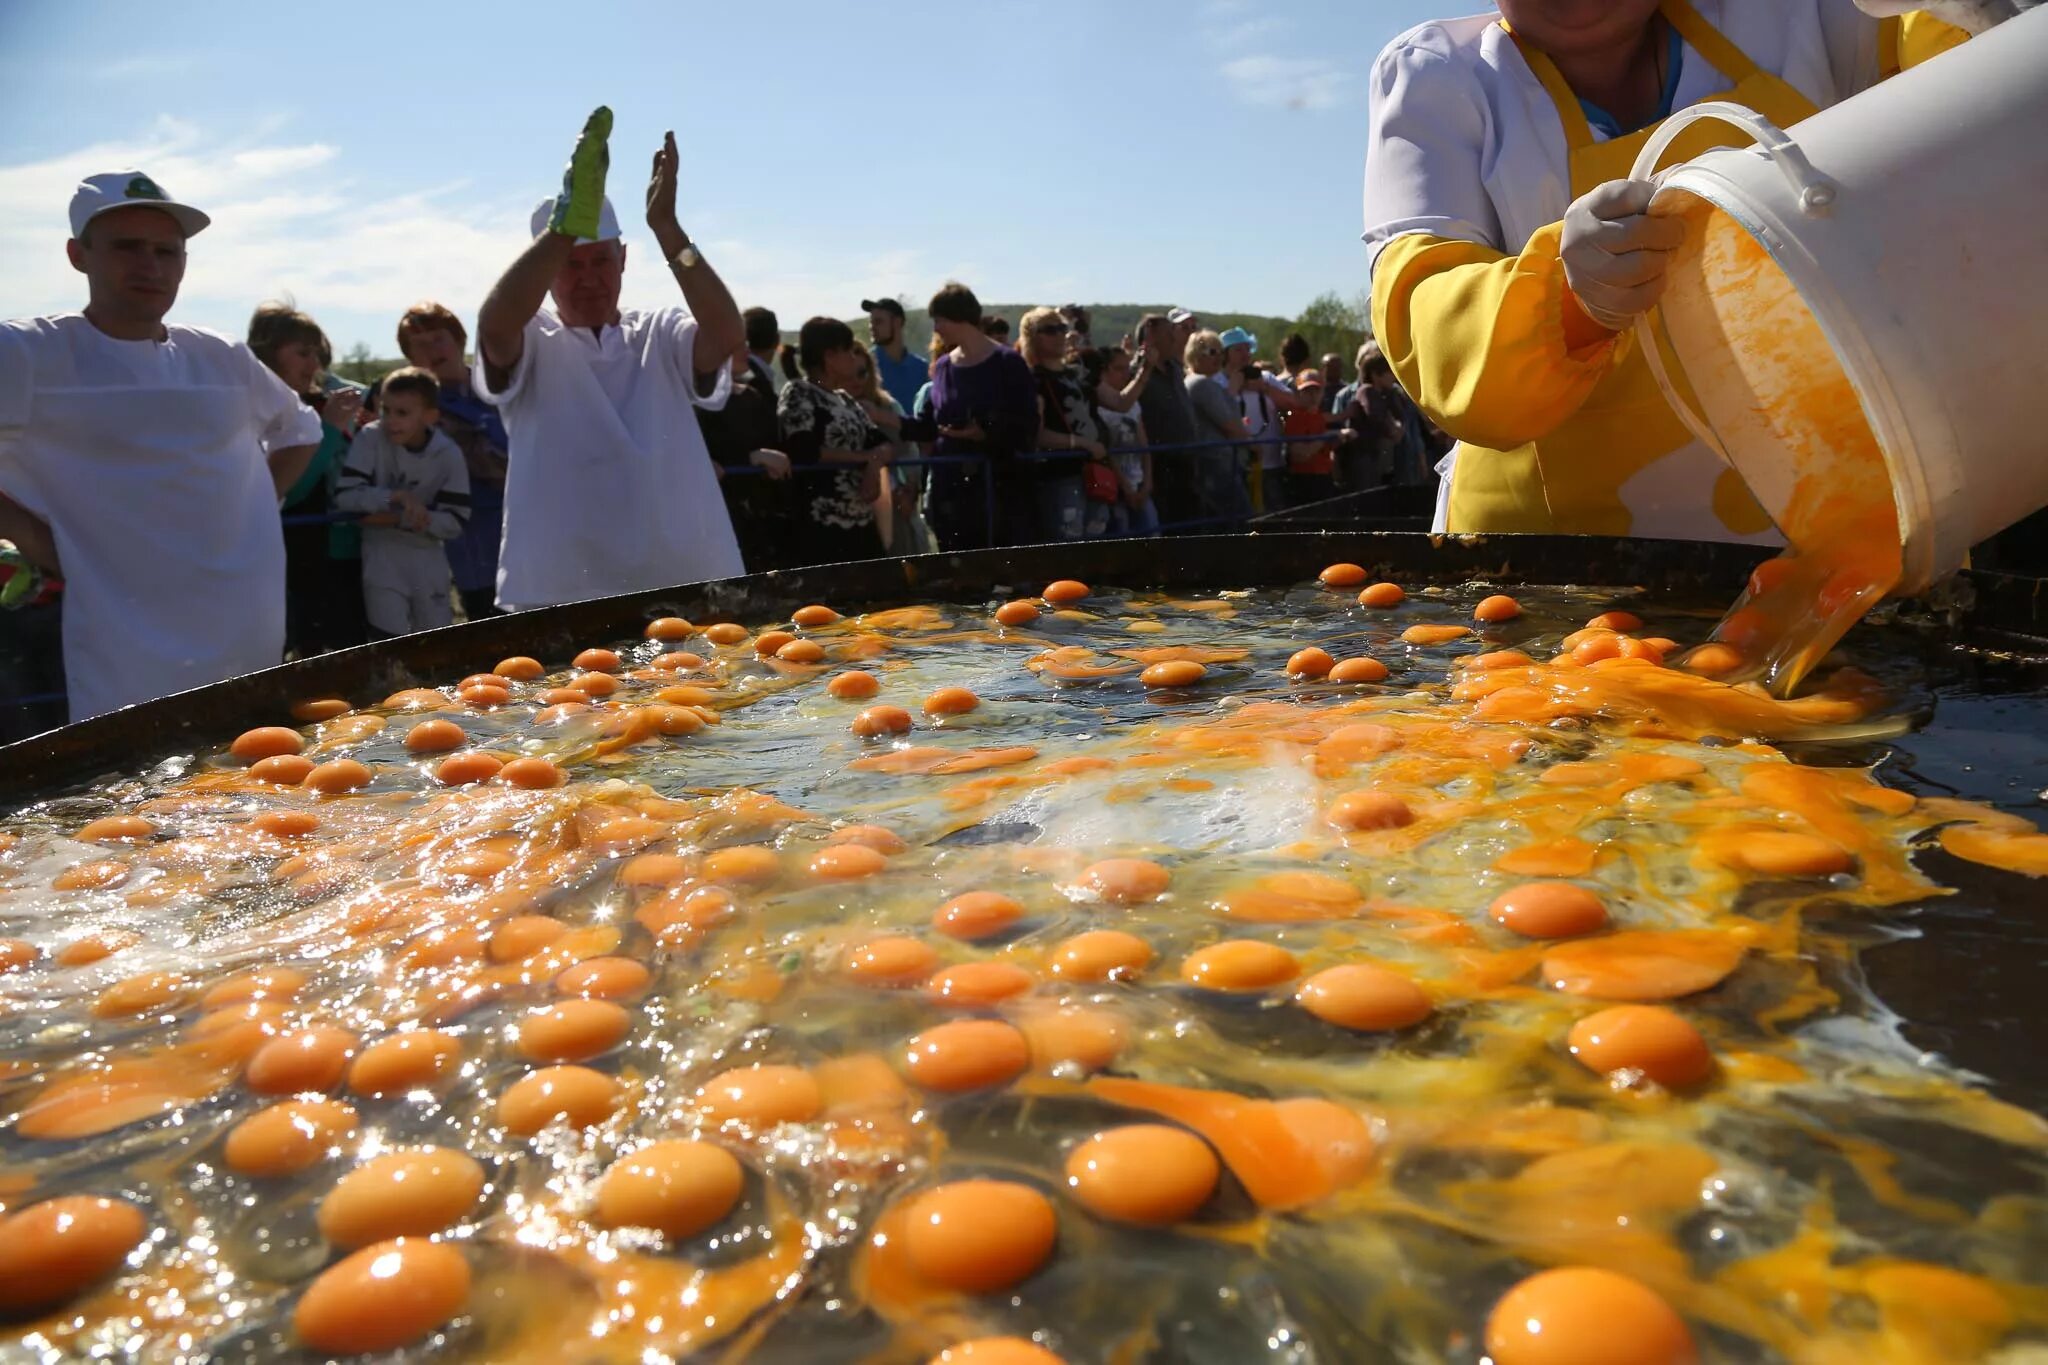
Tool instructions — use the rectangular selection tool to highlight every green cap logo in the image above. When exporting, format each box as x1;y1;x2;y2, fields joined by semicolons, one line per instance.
124;174;166;202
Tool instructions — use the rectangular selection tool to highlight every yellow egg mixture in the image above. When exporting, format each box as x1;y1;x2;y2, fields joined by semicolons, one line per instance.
1;574;2045;1364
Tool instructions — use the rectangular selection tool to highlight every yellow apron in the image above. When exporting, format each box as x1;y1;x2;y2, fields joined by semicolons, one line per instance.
1445;0;1834;538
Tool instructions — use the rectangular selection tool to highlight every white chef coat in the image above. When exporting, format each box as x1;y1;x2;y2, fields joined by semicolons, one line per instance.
476;307;742;610
0;314;319;721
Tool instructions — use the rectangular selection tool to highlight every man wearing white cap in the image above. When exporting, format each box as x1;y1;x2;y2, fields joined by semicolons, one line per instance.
0;171;321;722
474;108;748;610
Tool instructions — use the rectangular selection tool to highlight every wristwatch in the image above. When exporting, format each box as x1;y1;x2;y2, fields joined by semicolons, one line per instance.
670;240;701;271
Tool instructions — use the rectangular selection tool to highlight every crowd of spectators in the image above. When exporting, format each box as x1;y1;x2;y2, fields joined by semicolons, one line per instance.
0;127;1445;738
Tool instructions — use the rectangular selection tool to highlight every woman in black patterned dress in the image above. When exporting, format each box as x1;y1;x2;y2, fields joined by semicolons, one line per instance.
774;318;890;566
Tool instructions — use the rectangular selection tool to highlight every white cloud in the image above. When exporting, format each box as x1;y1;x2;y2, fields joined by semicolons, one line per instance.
1219;54;1352;111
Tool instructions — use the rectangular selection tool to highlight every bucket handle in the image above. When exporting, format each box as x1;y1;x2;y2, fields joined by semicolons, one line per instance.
1626;101;1836;213
1626;103;1838;465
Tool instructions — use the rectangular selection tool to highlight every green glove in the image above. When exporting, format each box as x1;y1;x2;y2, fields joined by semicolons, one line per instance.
549;106;613;240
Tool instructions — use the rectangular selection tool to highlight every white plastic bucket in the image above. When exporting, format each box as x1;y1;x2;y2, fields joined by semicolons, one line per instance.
1630;7;2048;592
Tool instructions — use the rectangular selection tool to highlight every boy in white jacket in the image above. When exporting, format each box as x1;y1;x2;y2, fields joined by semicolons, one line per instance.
333;367;469;636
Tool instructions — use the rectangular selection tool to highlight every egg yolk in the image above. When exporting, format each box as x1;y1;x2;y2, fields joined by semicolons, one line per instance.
1295;964;1433;1031
1041;580;1090;604
1328;657;1390;683
555;956;651;1000
1567;1005;1715;1090
1017;1005;1128;1073
1325;791;1416;832
1358;582;1406;608
1484;1266;1697;1365
933;891;1025;940
1717;831;1853;878
293;1238;471;1355
230;726;305;763
497;1065;624;1135
1273;1096;1377;1190
249;754;317;785
303;758;373;794
594;1139;745;1238
203;966;308;1007
76;814;155;844
223;1097;359;1177
0;939;38;974
828;670;882;699
434;751;504;785
904;1019;1032;1092
1318;562;1367;587
572;648;622;673
488;915;568;962
500;756;563;789
317;1146;485;1246
900;1180;1057;1294
994;600;1042;626
1490;883;1610;938
1064;1124;1219;1225
245;1026;358;1094
644;616;696;640
1286;647;1335;679
495;655;546;679
811;843;891;880
1076;858;1170;904
251;809;320;837
927;960;1036;1005
0;1195;148;1313
695;1064;821;1127
829;824;908;854
931;1339;1066;1364
924;686;981;716
1139;660;1208;689
1048;929;1152;982
516;999;632;1063
853;705;915;737
1180;940;1300;990
1401;624;1471;645
404;718;466;753
1474;594;1523;623
346;1030;463;1097
843;936;941;985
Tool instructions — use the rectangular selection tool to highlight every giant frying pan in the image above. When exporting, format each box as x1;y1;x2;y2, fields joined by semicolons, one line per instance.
6;530;2046;1115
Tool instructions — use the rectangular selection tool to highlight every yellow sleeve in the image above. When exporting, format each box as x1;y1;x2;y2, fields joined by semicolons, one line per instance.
1370;227;1625;452
1899;13;1970;69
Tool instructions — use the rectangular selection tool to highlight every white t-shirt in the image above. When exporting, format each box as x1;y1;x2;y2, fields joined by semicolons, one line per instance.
0;314;319;721
476;307;742;610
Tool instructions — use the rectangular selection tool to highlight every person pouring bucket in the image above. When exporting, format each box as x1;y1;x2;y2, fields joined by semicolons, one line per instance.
1361;0;2012;542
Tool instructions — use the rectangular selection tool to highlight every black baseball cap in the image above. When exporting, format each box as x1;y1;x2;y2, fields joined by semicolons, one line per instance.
861;298;906;318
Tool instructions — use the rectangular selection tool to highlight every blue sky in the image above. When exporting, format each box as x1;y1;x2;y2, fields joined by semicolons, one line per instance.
0;0;1450;353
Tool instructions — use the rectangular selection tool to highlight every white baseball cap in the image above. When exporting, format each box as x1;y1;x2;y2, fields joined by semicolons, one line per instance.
530;195;622;244
1167;307;1196;325
69;170;210;240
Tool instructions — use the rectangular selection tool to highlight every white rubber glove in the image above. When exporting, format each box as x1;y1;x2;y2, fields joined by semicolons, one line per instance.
1852;0;2029;35
1560;179;1688;334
